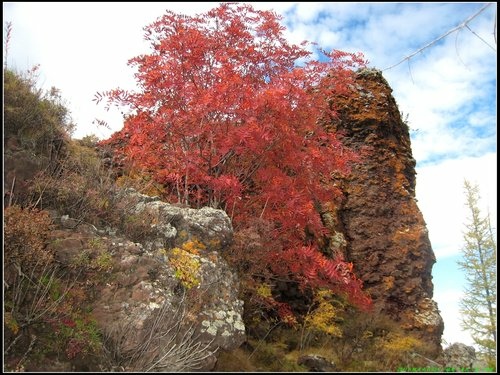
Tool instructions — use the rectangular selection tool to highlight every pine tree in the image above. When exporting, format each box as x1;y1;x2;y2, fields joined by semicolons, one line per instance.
458;180;497;366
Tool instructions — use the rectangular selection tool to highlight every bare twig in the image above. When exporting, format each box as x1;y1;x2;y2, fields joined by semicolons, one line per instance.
260;196;270;219
4;21;12;69
411;351;443;367
383;3;495;71
8;258;82;330
8;175;16;207
5;333;23;355
16;334;37;370
248;321;282;359
105;291;218;372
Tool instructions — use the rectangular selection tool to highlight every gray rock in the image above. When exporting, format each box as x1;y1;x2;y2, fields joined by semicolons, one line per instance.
120;188;233;251
60;214;79;229
82;190;244;372
438;342;476;371
298;354;336;372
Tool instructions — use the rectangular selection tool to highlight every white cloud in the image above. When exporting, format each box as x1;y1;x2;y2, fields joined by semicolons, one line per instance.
4;2;218;139
385;29;496;164
286;2;328;24
416;153;497;259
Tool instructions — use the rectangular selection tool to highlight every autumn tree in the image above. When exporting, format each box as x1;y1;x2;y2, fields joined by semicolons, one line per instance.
458;180;497;366
97;3;371;314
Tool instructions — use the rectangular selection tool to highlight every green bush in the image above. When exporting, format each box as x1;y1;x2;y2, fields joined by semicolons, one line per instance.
4;67;73;160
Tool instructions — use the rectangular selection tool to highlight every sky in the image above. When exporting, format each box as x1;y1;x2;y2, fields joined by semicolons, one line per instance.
3;2;497;349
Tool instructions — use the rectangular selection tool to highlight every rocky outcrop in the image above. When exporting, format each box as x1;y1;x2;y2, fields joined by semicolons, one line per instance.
438;343;476;371
117;188;233;251
328;68;444;355
47;189;244;371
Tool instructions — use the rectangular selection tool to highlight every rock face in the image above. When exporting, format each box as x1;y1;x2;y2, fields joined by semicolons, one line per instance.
328;68;444;354
438;343;476;371
47;189;245;371
116;187;234;251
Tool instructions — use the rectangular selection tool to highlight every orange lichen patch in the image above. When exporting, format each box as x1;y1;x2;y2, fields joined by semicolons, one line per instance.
326;69;442;355
390;158;413;197
330;77;396;126
180;239;206;255
395;204;419;217
382;276;395;291
391;226;421;248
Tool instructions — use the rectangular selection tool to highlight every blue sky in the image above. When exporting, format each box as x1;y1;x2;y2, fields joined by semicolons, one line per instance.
3;2;497;348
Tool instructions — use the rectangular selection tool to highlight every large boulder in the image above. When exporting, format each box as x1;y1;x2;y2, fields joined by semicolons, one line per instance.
116;188;233;251
298;354;337;372
47;191;244;371
438;343;476;371
92;239;245;372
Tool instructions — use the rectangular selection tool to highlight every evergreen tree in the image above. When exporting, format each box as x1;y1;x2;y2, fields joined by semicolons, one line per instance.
458;180;497;367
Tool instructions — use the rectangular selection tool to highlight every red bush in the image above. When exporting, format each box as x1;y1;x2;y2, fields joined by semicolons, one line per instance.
97;3;370;311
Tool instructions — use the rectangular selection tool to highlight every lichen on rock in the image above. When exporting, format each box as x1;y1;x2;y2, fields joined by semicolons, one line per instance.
47;192;244;372
327;68;444;356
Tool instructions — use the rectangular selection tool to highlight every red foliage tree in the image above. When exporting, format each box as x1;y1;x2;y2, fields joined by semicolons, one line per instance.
97;3;371;311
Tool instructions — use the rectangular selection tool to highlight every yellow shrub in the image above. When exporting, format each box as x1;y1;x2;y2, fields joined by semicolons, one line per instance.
304;290;343;337
378;332;424;353
169;247;201;289
116;170;165;197
376;332;425;370
180;239;205;255
256;283;273;298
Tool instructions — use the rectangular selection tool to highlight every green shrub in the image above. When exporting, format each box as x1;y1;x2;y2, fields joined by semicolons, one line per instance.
4;67;73;163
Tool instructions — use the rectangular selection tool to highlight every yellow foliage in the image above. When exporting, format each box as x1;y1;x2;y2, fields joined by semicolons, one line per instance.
180;239;206;255
305;290;343;337
116;171;165;197
375;332;426;370
378;332;423;353
256;283;273;298
282;312;299;327
4;312;19;335
169;247;201;289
